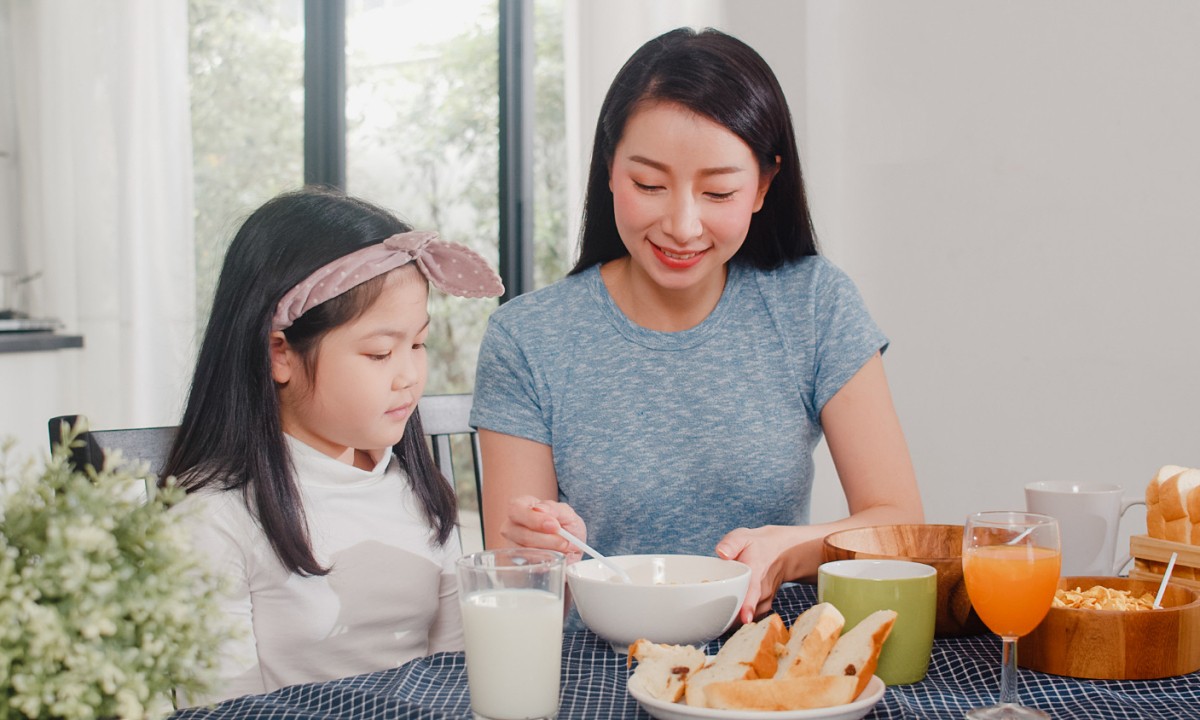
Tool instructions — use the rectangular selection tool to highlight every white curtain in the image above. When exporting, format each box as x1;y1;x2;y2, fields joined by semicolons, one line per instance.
10;0;195;430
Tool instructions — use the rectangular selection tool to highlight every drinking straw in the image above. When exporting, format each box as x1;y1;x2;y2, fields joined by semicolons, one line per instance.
1153;552;1178;610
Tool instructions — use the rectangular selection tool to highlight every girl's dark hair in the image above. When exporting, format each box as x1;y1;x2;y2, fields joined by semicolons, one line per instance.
571;27;818;275
162;187;457;576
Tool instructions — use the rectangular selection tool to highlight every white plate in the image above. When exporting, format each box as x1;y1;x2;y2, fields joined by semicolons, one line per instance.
627;673;886;720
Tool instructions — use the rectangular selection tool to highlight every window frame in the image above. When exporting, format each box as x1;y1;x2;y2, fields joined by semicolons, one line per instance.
302;0;532;301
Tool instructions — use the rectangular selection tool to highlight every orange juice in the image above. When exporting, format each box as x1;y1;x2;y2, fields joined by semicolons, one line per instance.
963;545;1061;638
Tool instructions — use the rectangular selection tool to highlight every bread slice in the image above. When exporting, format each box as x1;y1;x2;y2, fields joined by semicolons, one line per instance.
704;675;860;711
777;603;845;678
820;609;896;699
1166;517;1192;544
1147;465;1187;506
1160;468;1200;522
1147;466;1187;540
1147;504;1165;541
627;639;707;703
1188;483;1200;528
684;614;787;708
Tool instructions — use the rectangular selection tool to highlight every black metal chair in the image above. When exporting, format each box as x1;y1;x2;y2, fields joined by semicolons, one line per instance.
47;394;484;542
417;393;485;545
47;415;177;479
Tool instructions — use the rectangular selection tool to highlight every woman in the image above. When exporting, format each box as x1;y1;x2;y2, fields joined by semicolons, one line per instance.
470;28;923;624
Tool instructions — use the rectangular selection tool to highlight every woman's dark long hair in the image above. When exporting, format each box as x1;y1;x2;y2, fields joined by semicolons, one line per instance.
571;27;818;275
163;187;458;576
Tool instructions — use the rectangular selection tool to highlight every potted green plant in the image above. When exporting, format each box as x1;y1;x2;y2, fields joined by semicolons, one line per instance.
0;427;232;720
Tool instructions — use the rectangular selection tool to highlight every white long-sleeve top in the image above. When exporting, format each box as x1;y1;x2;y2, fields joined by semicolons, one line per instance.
176;435;464;705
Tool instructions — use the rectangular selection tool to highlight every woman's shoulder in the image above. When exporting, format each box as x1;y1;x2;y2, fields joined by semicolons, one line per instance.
752;254;842;283
748;255;857;302
485;269;598;342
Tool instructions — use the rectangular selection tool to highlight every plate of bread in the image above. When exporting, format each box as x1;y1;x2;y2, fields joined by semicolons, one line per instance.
626;603;892;720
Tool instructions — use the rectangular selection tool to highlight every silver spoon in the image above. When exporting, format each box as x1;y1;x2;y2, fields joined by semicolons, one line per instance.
556;527;633;584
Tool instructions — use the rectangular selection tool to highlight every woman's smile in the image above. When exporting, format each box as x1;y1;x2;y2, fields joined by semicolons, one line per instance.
651;241;707;268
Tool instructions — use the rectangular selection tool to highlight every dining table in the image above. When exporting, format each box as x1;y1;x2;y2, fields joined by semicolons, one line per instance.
173;584;1200;720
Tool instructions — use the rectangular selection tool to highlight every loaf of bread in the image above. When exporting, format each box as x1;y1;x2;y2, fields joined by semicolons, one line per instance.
1145;465;1185;541
1145;465;1200;579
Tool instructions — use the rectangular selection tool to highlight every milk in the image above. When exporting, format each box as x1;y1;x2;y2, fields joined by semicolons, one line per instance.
460;589;563;720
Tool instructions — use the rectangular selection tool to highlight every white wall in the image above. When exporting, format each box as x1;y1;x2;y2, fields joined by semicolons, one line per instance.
567;1;1200;554
0;350;81;464
0;0;19;275
803;1;1200;556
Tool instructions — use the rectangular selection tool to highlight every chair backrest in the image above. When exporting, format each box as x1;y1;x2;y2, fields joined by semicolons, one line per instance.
48;397;484;543
417;393;484;544
48;415;178;479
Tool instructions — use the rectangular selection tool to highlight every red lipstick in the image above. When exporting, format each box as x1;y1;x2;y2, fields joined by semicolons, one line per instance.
651;242;706;269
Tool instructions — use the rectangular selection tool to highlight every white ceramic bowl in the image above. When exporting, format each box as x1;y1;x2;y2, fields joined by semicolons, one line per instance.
566;554;751;652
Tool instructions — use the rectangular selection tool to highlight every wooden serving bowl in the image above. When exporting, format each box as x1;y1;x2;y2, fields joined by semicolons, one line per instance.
1019;576;1200;680
822;524;988;637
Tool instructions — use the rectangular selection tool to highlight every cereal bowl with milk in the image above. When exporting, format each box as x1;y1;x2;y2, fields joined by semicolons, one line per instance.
566;554;752;652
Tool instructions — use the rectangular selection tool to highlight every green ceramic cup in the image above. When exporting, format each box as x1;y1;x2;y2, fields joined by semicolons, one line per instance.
818;559;937;686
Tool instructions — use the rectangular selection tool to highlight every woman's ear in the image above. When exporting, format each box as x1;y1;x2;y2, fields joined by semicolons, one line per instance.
269;331;295;385
752;155;783;213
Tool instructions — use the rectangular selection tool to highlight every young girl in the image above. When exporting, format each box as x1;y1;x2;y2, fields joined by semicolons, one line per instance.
471;28;924;627
166;188;503;704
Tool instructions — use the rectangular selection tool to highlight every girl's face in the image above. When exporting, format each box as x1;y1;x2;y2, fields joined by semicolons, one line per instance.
272;266;429;465
608;102;776;294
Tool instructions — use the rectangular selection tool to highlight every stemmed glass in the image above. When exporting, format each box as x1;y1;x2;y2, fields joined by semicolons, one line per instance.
962;512;1061;720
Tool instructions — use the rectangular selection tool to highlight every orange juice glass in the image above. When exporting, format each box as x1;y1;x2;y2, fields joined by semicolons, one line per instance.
962;512;1060;720
963;545;1061;638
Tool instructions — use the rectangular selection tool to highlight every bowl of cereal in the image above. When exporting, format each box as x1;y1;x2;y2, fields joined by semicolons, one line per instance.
1018;576;1200;679
566;554;751;652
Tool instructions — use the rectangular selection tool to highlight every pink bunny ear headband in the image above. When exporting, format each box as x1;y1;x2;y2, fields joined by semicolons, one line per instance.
272;230;504;332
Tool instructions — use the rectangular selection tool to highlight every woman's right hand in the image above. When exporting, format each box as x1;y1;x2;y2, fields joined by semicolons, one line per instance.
502;495;587;564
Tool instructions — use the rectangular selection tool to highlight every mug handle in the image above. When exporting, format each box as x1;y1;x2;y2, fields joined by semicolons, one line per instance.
1112;498;1147;576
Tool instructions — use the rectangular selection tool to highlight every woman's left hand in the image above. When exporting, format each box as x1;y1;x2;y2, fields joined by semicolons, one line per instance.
716;525;821;624
717;353;926;626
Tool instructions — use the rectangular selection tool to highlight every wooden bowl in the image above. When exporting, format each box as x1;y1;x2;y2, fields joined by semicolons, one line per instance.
1019;576;1200;680
822;524;988;637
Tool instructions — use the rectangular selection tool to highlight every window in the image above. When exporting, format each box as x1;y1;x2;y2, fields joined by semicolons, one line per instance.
345;0;499;396
189;0;305;323
188;0;567;543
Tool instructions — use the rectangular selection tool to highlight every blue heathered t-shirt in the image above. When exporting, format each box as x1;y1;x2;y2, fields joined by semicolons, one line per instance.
470;256;887;559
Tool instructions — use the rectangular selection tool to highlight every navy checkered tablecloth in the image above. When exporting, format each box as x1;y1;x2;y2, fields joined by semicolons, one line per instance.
174;584;1200;720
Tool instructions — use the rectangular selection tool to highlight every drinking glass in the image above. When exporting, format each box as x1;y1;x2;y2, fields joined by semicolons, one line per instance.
457;549;565;720
962;512;1061;720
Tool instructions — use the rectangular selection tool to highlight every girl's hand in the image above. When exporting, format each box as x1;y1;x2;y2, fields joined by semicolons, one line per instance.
716;525;819;625
501;495;588;564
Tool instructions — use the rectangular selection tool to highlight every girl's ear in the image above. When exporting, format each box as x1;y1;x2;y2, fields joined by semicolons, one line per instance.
270;331;296;385
752;155;782;213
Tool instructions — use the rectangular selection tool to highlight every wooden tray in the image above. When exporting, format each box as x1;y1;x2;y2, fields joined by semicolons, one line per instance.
1019;576;1200;679
1129;534;1200;589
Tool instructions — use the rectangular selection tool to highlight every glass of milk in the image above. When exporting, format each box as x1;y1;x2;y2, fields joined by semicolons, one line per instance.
456;549;566;720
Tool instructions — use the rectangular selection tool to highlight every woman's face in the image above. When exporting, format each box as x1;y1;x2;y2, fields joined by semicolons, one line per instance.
609;102;775;294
